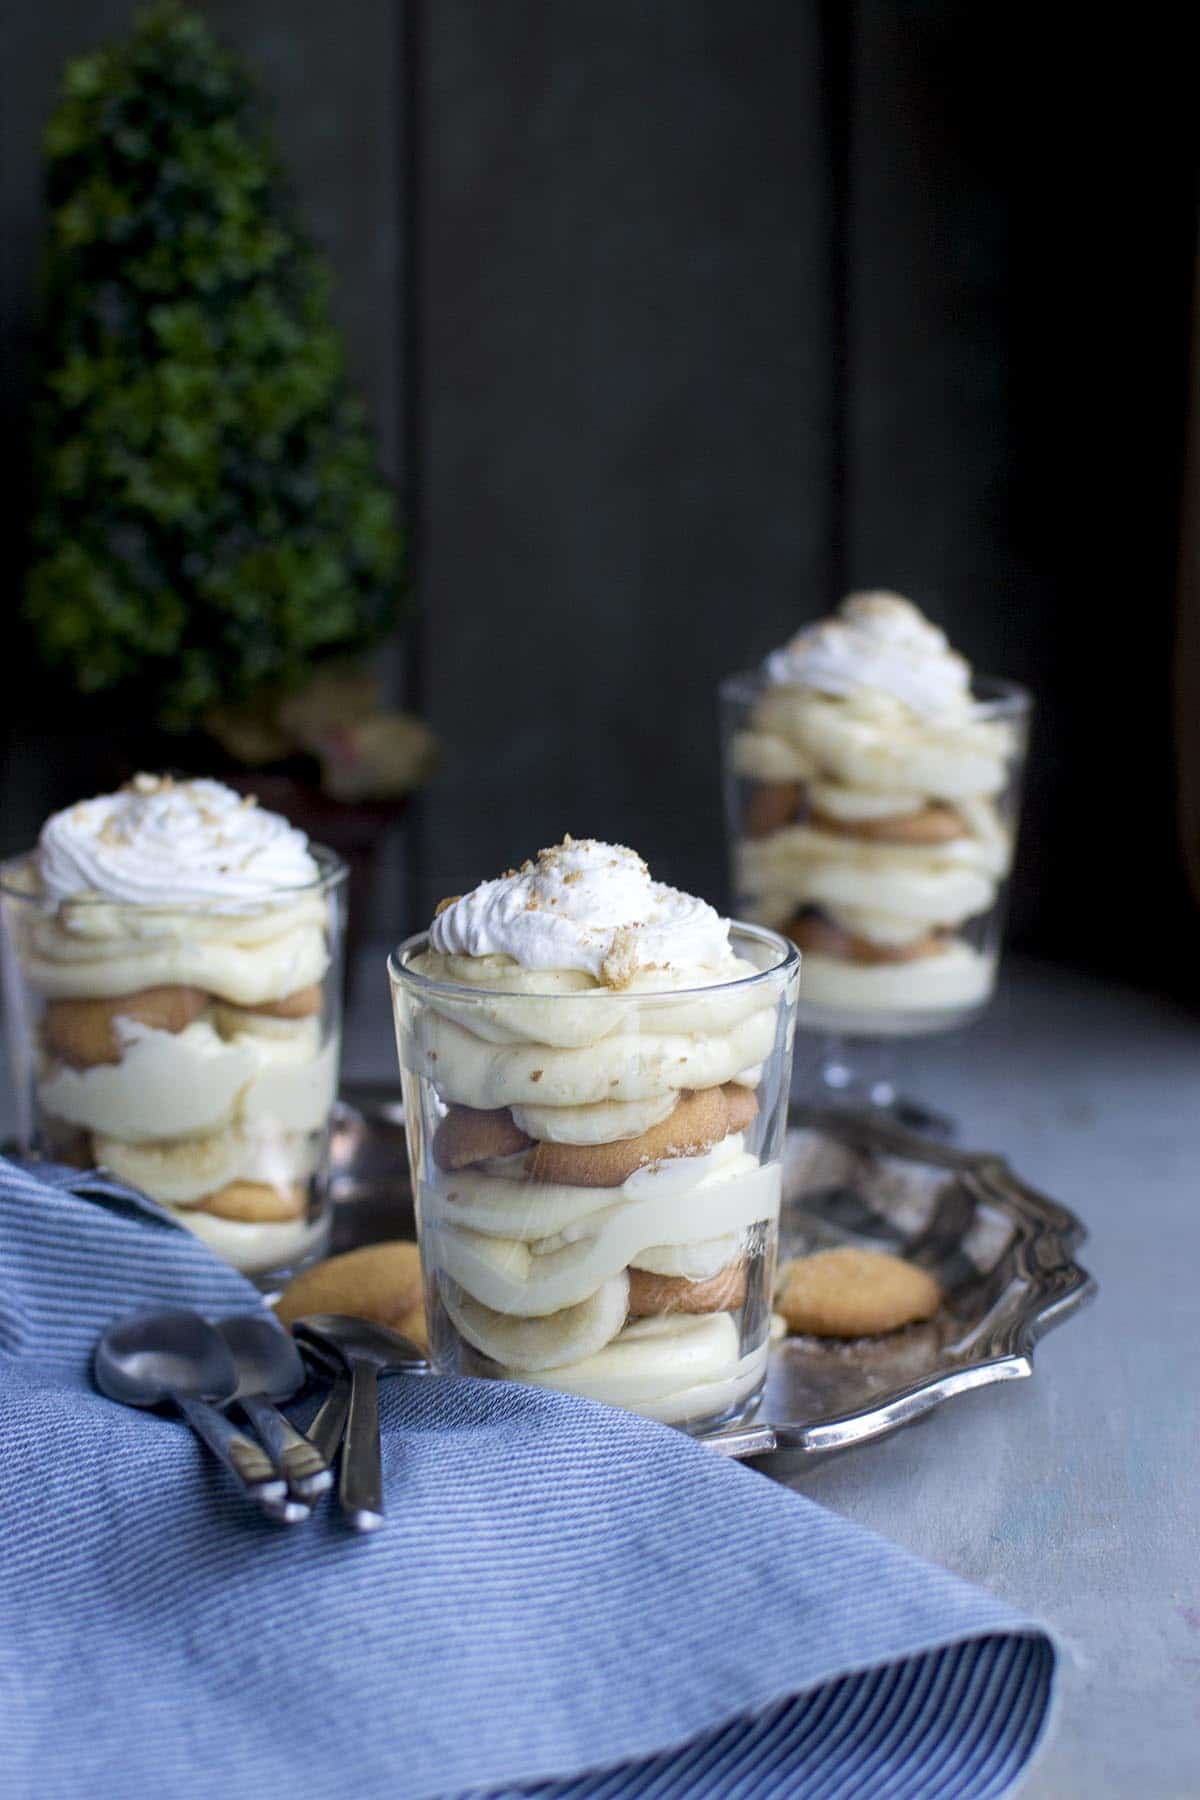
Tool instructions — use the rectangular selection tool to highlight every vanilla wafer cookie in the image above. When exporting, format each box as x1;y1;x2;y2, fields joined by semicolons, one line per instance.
525;1084;758;1188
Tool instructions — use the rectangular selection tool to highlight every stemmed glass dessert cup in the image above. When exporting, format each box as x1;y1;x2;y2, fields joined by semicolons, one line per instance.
720;673;1031;1129
0;845;348;1290
389;922;800;1433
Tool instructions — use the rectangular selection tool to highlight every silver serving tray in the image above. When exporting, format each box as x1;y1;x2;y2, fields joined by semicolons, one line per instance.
329;1088;1096;1462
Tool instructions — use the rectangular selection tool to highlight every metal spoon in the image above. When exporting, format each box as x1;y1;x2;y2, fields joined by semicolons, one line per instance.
216;1315;332;1503
94;1310;287;1506
304;1364;353;1468
291;1316;426;1532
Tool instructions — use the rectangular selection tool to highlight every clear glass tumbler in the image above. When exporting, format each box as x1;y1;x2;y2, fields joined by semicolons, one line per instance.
389;922;800;1432
720;673;1031;1119
0;845;348;1289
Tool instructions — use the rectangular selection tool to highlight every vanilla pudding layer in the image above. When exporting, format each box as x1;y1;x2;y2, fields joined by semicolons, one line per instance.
39;1013;338;1142
736;687;1010;801
739;810;1008;939
20;893;329;1004
796;942;993;1017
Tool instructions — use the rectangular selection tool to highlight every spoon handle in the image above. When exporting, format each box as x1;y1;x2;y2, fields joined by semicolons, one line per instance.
340;1360;384;1531
306;1367;353;1467
176;1394;287;1505
240;1393;333;1498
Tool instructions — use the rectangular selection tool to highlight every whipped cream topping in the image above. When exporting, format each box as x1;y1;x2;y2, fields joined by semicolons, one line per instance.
429;838;732;986
38;774;319;907
764;592;972;720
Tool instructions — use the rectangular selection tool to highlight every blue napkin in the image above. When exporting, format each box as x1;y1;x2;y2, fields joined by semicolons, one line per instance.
0;1157;1054;1800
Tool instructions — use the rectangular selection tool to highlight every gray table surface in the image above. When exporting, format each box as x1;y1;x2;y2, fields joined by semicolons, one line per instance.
5;954;1195;1796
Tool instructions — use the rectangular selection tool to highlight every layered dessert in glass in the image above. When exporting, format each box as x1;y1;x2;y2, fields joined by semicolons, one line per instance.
390;839;799;1430
721;593;1030;1036
0;775;347;1285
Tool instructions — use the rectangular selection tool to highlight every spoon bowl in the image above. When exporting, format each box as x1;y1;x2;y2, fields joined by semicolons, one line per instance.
94;1310;285;1506
218;1315;308;1402
95;1310;237;1408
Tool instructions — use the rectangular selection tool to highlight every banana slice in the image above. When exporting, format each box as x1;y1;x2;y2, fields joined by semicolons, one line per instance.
740;829;998;929
806;781;925;821
520;1311;742;1402
212;1005;322;1045
93;1127;321;1205
631;1233;741;1279
787;692;1009;799
440;1273;629;1372
94;1129;245;1204
510;1091;677;1146
730;729;816;782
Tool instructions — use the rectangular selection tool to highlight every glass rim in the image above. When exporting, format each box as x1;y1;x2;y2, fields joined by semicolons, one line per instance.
718;668;1033;718
388;918;800;1004
0;840;349;908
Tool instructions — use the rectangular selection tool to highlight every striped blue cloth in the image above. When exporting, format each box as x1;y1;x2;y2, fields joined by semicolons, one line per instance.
0;1158;1055;1800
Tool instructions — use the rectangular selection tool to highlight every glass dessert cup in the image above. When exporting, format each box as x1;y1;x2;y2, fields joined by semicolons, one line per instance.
389;922;800;1433
0;845;348;1291
720;673;1031;1132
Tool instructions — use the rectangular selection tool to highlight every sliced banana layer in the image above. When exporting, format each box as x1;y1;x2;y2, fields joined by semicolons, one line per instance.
426;1132;756;1239
168;1205;329;1278
751;688;1010;800
740;824;1003;932
211;1005;321;1044
94;1125;320;1205
405;1004;777;1111
730;728;816;783
23;909;330;1005
425;1153;778;1317
408;949;772;1050
517;1312;758;1415
441;1273;630;1372
797;942;993;1014
805;780;925;821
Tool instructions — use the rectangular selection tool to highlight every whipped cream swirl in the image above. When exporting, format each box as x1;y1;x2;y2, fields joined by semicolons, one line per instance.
765;592;972;720
430;838;733;986
38;775;320;907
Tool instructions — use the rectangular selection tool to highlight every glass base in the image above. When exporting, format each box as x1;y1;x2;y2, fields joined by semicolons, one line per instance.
685;1371;768;1440
792;1032;956;1139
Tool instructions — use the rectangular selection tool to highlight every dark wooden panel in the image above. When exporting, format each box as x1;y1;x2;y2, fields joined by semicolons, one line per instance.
845;2;1196;987
0;2;141;854
416;0;835;915
202;0;402;480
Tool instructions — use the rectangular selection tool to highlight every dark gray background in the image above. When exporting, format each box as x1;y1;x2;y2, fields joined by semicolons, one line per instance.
2;3;1196;992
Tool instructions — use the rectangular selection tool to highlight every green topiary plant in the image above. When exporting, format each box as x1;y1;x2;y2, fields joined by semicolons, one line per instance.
26;1;405;733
